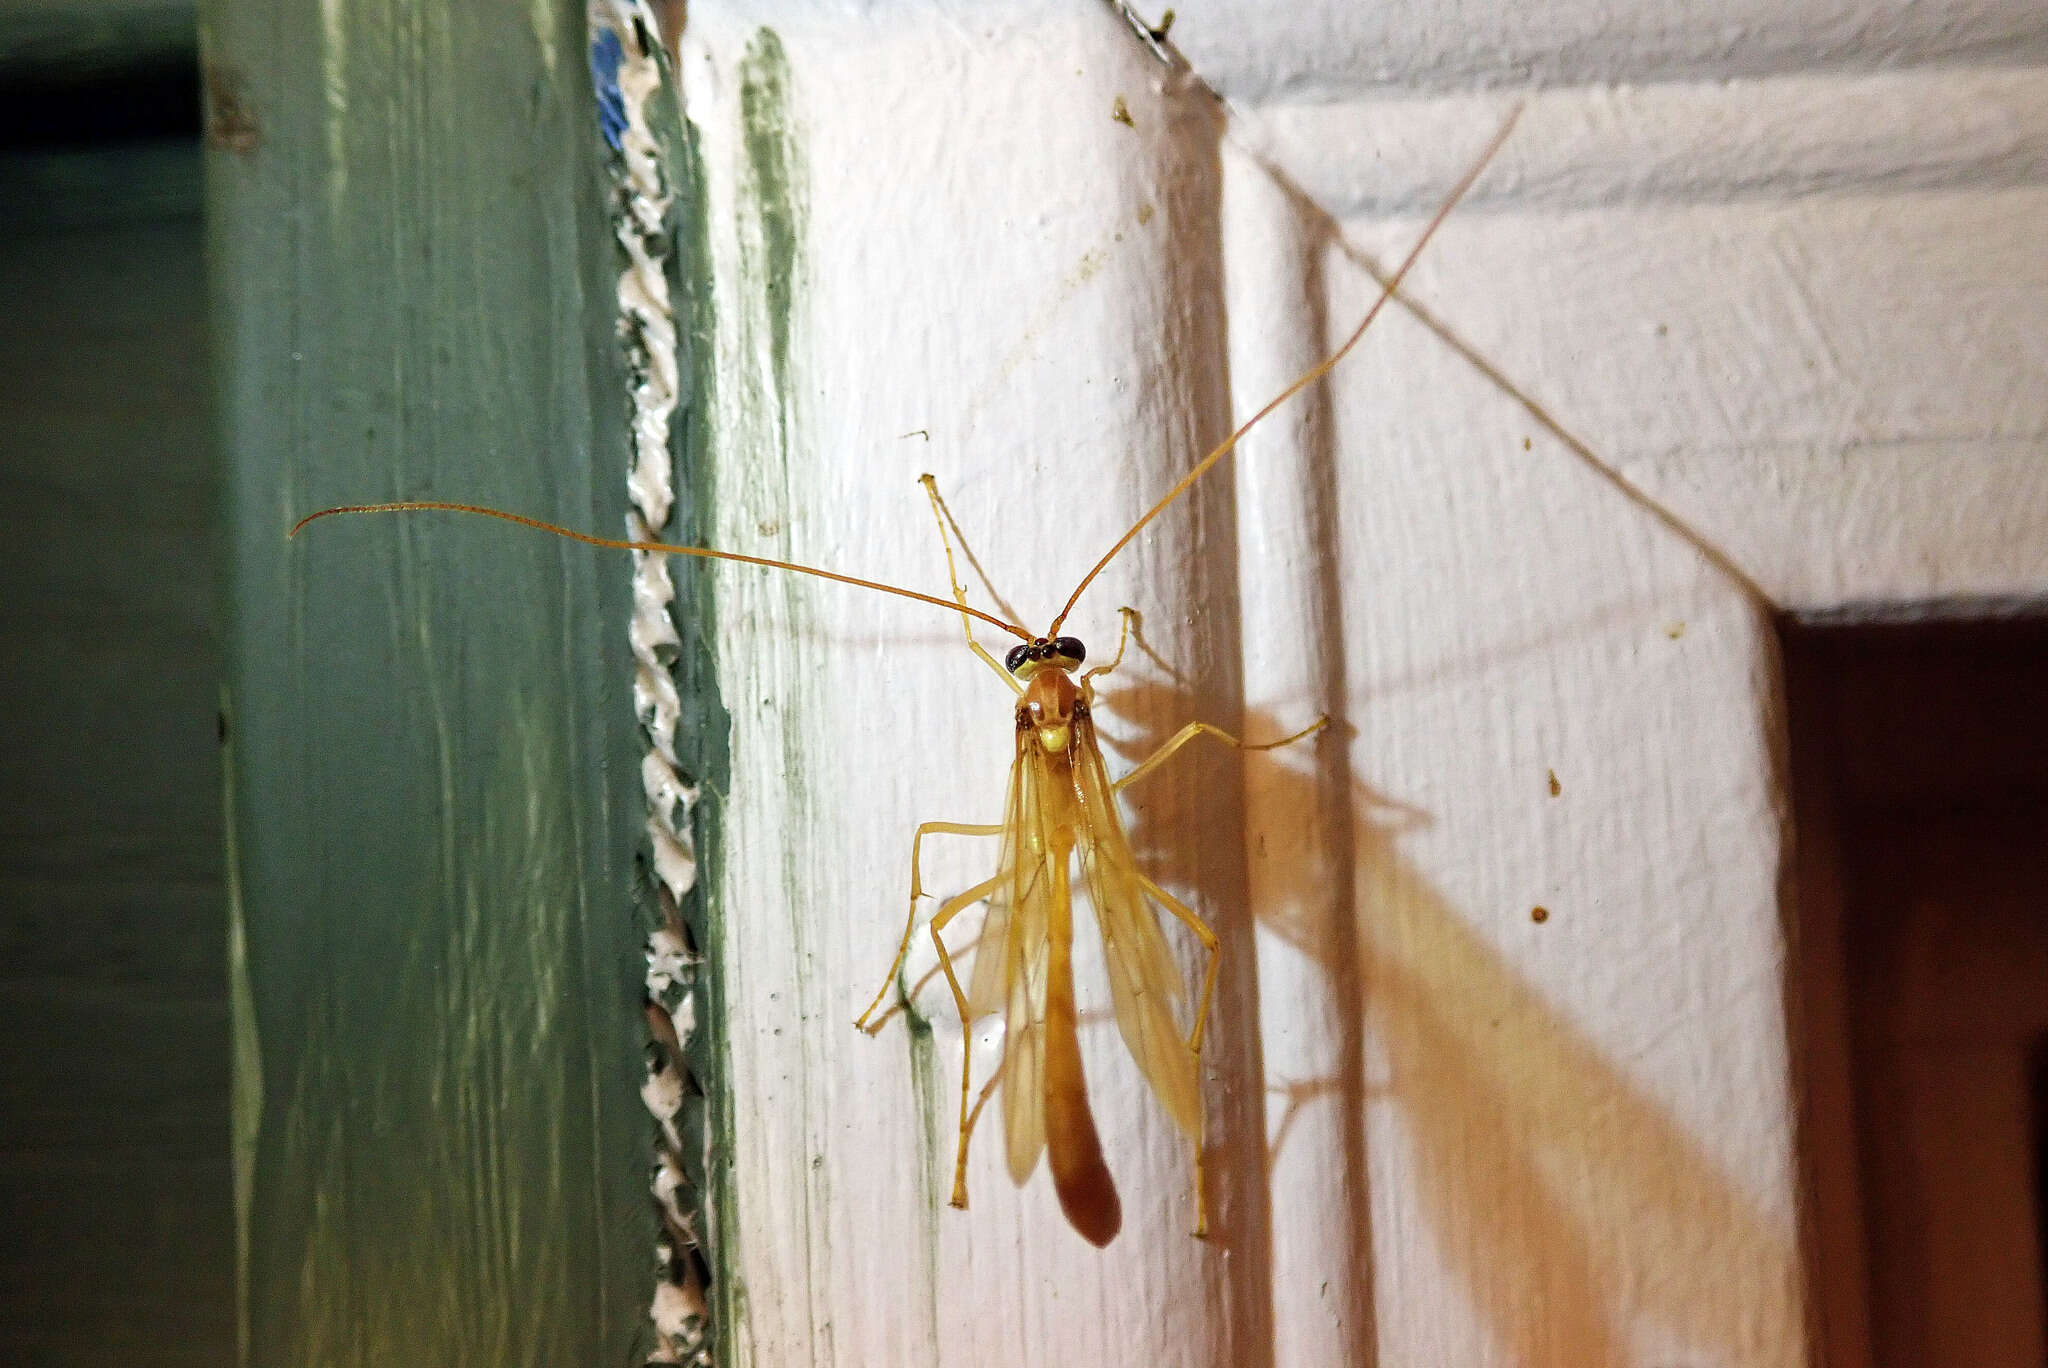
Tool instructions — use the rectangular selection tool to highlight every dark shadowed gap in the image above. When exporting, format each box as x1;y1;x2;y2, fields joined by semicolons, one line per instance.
0;60;199;148
2031;1037;2048;1342
1785;613;2048;1368
0;18;226;1364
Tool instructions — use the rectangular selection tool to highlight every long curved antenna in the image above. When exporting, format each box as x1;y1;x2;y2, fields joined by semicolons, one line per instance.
291;501;1035;641
1046;106;1522;637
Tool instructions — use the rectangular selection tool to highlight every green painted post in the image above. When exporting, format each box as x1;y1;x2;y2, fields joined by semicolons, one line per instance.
205;6;718;1362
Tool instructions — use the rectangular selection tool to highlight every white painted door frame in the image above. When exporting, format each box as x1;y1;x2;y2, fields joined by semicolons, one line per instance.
680;3;2048;1362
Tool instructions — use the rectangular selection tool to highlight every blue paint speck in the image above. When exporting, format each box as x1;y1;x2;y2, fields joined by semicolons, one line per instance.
590;28;628;151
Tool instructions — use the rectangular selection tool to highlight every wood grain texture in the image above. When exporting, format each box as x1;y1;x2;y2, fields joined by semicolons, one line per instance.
206;4;675;1363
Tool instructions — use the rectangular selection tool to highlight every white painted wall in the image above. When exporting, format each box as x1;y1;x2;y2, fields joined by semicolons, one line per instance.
680;2;2048;1363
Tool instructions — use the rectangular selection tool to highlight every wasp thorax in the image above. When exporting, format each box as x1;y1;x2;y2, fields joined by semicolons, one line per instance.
1019;667;1081;754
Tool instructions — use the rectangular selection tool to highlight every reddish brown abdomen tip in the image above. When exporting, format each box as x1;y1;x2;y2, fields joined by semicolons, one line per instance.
1056;1165;1122;1248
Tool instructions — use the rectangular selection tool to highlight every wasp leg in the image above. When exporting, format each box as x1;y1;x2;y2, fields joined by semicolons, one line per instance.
920;474;1023;694
1136;872;1219;1238
1078;605;1137;703
928;876;1003;1208
1112;715;1327;795
855;822;1002;1033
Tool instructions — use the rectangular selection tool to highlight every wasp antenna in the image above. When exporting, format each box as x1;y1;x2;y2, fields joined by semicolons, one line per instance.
1046;105;1523;637
291;500;1035;640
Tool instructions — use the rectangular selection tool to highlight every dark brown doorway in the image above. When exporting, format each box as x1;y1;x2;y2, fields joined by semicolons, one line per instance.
1788;616;2048;1368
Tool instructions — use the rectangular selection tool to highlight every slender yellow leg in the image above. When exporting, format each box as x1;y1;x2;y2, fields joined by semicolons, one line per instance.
920;474;1022;694
925;880;995;1209
1079;605;1136;701
962;1046;1007;1148
1107;713;1323;1236
1112;715;1328;794
1136;872;1219;1238
856;822;1002;1033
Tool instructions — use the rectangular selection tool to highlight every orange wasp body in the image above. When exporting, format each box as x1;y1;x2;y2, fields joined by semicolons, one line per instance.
294;113;1517;1246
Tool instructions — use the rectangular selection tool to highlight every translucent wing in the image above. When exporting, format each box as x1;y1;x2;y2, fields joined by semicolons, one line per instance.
1072;716;1201;1141
965;751;1022;1019
968;735;1054;1185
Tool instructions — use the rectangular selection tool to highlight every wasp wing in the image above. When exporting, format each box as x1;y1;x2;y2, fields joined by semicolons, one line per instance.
967;734;1054;1186
1072;717;1201;1142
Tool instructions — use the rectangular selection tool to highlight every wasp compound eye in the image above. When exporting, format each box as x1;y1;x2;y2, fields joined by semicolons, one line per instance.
1004;643;1031;674
1052;636;1086;664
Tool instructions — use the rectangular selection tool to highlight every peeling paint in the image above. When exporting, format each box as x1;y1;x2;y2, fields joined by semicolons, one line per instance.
661;97;742;1367
591;5;723;1362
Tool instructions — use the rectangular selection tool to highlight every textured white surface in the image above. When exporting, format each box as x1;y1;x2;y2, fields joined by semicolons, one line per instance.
1168;0;2048;100
1227;75;2048;614
1226;148;1802;1364
682;1;2048;1363
685;7;1255;1364
595;4;712;1361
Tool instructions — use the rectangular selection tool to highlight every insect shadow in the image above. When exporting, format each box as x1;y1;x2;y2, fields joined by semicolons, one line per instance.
1095;621;1800;1366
